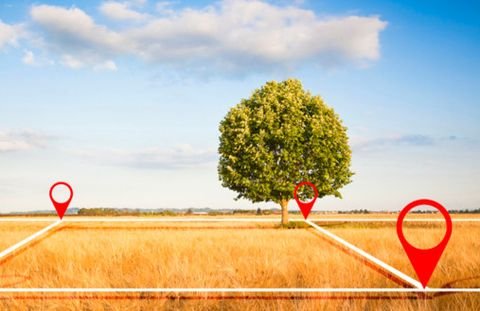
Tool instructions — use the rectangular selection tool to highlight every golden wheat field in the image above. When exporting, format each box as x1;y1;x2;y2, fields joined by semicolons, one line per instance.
0;215;479;310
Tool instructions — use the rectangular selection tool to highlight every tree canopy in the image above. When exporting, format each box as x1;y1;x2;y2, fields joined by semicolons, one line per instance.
218;79;353;224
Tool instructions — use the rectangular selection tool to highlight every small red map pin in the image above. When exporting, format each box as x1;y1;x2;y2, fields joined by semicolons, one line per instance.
293;181;319;219
397;199;452;288
49;182;73;220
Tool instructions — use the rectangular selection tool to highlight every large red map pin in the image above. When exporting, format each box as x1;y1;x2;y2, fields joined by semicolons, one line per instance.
49;182;73;220
293;181;319;219
397;199;452;288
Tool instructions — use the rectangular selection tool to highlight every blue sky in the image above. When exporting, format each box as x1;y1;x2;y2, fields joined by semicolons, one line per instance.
0;0;478;212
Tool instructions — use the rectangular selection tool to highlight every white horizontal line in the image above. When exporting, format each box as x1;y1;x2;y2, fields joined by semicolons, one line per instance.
0;288;479;293
64;218;282;222
309;218;480;222
0;217;479;222
0;218;280;222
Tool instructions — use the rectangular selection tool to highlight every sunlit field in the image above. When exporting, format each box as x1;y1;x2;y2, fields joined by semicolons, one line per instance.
0;215;479;310
324;221;480;288
0;222;53;250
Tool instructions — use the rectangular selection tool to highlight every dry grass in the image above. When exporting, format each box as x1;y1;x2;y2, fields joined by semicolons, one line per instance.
326;221;480;288
0;216;479;310
0;222;53;250
0;221;397;288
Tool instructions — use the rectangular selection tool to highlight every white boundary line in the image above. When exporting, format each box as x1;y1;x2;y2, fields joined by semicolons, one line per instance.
304;219;424;289
0;220;62;260
1;218;479;294
0;288;479;293
1;217;480;222
311;218;480;222
0;218;279;222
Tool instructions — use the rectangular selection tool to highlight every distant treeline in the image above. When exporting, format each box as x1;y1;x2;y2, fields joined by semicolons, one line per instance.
76;207;280;216
77;208;177;216
452;208;480;214
412;208;480;214
338;209;370;214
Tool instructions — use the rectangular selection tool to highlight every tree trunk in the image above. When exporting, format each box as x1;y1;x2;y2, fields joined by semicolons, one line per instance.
280;199;289;225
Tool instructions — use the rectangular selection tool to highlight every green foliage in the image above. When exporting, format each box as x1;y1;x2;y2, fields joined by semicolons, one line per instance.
218;79;353;206
207;211;223;216
277;221;312;229
338;209;370;214
78;208;124;216
77;208;177;216
450;209;480;214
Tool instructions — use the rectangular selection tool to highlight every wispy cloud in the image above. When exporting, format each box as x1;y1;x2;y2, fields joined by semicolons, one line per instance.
0;130;51;152
155;1;176;15
22;49;35;64
99;1;150;21
0;20;24;49
26;0;387;75
21;49;55;66
75;144;217;169
351;134;450;152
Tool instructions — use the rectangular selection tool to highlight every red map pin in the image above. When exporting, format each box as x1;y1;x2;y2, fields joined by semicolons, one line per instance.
293;181;319;219
397;199;452;288
49;182;73;220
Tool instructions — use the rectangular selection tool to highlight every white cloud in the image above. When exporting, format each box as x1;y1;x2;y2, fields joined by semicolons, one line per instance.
128;0;147;7
29;1;387;75
75;144;217;169
100;1;149;21
0;130;50;152
60;54;84;69
351;134;436;152
60;54;117;71
155;1;175;15
94;59;118;71
22;50;35;65
0;20;23;49
30;4;131;69
126;145;217;169
22;49;55;66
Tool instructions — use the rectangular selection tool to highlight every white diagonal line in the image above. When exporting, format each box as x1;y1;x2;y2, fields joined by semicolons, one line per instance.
305;219;424;289
0;220;62;260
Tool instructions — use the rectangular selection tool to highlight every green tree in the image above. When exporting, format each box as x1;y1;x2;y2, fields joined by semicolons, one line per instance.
218;79;353;224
